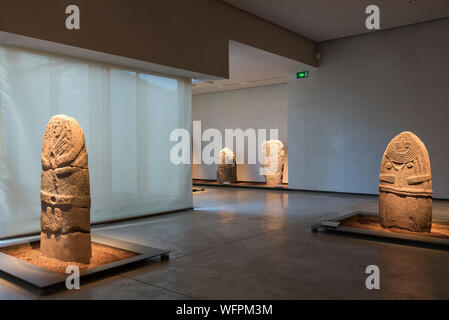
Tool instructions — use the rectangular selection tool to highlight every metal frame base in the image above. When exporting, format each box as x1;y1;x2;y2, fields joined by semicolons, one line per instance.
313;211;449;250
0;234;169;295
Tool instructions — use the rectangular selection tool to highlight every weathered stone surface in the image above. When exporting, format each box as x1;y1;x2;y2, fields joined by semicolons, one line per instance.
262;140;285;186
41;115;85;170
41;206;90;234
40;115;92;263
40;232;92;264
282;146;288;184
379;131;433;232
217;148;237;184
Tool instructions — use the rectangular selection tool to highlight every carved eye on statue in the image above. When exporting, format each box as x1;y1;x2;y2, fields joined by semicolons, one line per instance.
407;162;413;169
386;162;392;170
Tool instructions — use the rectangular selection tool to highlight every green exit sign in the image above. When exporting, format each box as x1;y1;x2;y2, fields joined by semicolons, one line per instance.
297;71;309;79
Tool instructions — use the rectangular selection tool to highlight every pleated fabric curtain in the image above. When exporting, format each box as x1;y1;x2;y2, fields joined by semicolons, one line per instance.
0;45;192;239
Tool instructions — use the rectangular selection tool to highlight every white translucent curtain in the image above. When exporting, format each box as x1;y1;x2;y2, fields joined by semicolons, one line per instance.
0;45;192;239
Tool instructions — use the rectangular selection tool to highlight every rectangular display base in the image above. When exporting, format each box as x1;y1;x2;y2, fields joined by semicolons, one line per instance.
193;179;288;190
0;234;169;295
312;211;449;250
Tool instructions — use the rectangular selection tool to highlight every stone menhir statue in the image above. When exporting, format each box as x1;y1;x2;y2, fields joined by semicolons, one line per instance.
379;131;433;232
217;148;237;184
40;115;92;263
262;140;285;186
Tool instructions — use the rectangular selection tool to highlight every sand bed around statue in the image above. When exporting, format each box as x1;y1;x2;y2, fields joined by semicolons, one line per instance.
340;215;449;239
0;242;138;275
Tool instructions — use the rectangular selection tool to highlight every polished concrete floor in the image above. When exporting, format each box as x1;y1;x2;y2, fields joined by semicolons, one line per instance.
2;187;449;299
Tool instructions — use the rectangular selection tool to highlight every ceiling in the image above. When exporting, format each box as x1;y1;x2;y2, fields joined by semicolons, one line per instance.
194;1;449;95
222;0;449;42
193;40;307;95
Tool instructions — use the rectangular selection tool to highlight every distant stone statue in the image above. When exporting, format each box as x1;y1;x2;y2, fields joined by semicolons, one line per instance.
40;115;92;263
379;131;433;232
217;148;237;184
262;140;285;186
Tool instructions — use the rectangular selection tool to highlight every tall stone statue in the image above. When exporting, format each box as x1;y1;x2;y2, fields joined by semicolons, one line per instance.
40;115;92;263
217;148;237;184
379;131;433;232
262;140;285;186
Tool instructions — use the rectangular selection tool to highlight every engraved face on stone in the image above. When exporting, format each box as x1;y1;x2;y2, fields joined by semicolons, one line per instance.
379;131;432;196
379;131;433;232
42;115;85;170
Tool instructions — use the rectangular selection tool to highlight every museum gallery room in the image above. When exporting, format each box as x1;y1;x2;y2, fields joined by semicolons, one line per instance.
0;0;449;302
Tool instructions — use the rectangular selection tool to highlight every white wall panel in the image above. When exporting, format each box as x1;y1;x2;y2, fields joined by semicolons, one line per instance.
0;45;192;238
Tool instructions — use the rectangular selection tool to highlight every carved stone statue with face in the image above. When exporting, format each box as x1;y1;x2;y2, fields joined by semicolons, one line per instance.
217;148;237;184
262;140;285;186
379;131;433;232
40;115;92;263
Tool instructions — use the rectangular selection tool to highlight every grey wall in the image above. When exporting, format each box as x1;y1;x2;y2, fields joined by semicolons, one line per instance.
288;18;449;198
193;83;287;182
